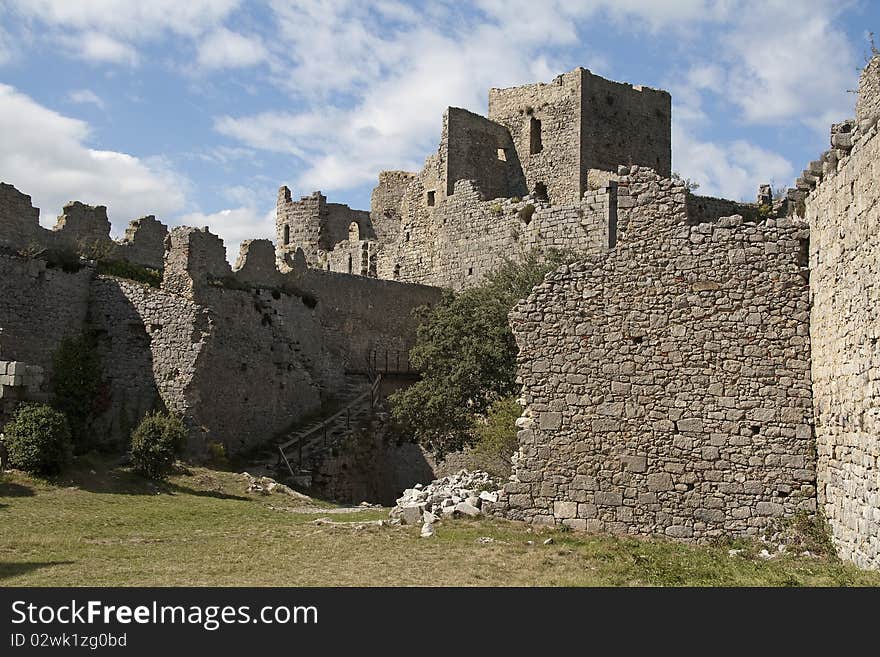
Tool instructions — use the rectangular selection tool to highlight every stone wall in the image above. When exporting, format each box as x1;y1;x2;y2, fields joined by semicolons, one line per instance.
445;107;525;200
0;183;166;269
493;168;814;540
0;184;41;251
155;230;441;453
807;66;880;569
856;55;880;129
374;179;614;290
0;252;91;372
686;194;756;224
489;69;584;204
580;70;671;178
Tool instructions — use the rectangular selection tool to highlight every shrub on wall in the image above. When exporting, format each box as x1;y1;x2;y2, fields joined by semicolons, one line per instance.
3;404;73;474
130;411;187;479
52;333;104;450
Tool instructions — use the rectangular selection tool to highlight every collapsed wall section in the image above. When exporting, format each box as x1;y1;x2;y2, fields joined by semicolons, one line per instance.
489;69;584;204
494;168;814;540
807;60;880;569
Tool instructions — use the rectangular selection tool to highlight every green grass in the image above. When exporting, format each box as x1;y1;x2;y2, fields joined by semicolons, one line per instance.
1;458;878;587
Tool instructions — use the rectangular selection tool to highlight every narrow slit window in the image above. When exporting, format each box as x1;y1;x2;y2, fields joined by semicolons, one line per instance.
529;117;542;154
427;190;436;206
347;254;353;274
283;224;290;245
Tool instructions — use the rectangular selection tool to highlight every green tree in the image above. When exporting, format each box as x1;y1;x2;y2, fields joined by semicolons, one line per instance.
390;250;574;456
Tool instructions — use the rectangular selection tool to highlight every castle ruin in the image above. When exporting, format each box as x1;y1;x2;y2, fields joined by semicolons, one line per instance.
1;62;879;569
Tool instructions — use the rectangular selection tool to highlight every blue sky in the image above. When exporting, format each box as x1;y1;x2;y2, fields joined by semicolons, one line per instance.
0;1;877;260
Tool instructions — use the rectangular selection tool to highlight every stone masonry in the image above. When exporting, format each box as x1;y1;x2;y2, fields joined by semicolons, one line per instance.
804;55;880;570
491;167;814;540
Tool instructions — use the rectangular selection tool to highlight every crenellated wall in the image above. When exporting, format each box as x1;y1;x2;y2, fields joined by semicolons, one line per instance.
0;182;167;269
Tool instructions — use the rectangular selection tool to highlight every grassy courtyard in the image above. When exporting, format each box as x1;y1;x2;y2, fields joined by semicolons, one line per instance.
1;457;877;587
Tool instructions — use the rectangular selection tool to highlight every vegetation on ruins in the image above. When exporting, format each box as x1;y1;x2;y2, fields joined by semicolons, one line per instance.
2;403;72;474
470;396;521;478
390;250;575;456
517;203;536;222
130;411;187;479
95;259;162;288
671;171;700;192
51;333;104;450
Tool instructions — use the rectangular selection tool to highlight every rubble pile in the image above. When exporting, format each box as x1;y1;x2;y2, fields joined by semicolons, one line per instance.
390;470;500;535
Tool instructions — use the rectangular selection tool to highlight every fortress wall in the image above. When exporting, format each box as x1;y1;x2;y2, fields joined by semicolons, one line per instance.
371;171;415;244
807;97;880;569
117;215;168;270
581;71;671;177
0;183;166;269
0;253;92;371
88;277;204;450
489;69;583;204
300;267;442;375
377;179;614;291
0;183;41;250
494;168;814;540
856;55;880;129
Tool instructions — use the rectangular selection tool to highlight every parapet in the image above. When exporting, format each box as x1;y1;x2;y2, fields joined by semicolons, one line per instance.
0;182;168;270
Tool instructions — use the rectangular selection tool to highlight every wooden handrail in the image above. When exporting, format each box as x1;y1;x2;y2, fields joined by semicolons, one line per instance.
278;374;382;453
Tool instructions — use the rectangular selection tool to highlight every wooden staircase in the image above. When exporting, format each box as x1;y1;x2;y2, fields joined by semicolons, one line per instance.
276;373;383;484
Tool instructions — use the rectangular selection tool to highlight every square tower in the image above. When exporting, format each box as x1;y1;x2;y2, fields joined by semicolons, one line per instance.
488;68;671;204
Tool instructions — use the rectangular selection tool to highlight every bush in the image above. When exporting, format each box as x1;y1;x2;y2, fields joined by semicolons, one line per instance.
130;411;187;479
3;404;73;474
471;396;521;479
517;204;536;222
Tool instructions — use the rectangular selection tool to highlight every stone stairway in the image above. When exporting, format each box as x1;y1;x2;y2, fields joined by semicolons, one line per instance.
275;373;381;487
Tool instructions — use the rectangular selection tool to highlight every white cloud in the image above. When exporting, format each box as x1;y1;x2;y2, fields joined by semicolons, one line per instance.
196;28;268;71
179;206;275;263
4;0;240;66
719;2;858;130
67;88;105;110
674;128;794;200
0;83;186;231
